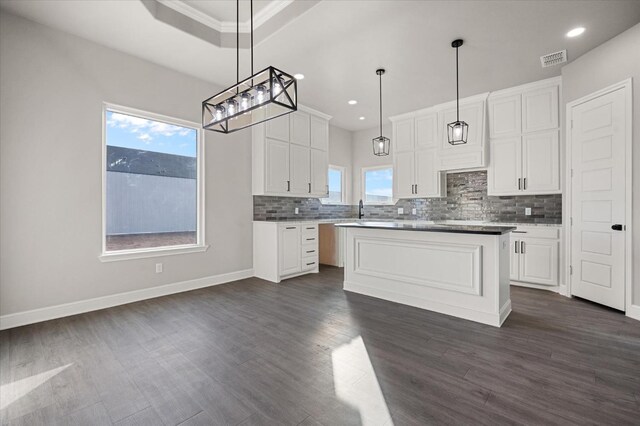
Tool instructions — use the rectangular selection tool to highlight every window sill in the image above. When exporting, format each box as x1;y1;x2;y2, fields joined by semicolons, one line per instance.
99;244;209;263
320;201;348;206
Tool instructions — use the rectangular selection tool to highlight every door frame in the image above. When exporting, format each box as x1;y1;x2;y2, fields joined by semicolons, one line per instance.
564;78;633;316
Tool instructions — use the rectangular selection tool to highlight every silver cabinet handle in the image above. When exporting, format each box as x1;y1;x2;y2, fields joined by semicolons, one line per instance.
306;262;315;266
308;182;311;193
415;184;418;194
518;178;521;190
521;241;525;253
286;226;296;229
287;180;290;192
515;240;519;254
523;178;527;190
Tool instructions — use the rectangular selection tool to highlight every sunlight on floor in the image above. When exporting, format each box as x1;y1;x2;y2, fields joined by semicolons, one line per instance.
332;336;393;426
0;363;72;410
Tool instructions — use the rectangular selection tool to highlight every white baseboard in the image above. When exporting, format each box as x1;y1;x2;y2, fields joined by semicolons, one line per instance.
626;304;640;322
0;269;254;330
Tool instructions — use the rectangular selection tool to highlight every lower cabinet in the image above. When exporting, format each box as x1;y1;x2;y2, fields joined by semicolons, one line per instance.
510;226;560;288
254;221;319;283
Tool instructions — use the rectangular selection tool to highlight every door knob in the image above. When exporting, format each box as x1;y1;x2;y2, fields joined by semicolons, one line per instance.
611;224;624;231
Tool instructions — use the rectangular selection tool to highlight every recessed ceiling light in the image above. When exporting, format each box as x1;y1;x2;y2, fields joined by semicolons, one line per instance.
294;73;304;80
566;27;585;38
359;116;365;120
348;100;358;105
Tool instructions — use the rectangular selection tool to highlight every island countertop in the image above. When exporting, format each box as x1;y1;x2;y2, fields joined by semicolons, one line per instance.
335;221;516;235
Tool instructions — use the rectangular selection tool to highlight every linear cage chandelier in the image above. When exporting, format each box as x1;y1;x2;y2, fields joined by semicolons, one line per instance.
202;0;297;133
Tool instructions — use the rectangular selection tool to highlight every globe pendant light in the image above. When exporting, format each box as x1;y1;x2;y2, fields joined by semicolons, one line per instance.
372;69;390;156
202;0;297;134
447;39;468;145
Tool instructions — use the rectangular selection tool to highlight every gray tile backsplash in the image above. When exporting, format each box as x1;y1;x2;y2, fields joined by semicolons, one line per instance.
254;171;562;224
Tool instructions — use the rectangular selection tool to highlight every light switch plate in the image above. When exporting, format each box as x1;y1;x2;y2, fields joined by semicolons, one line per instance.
155;263;163;273
398;207;404;215
412;208;417;215
295;207;299;214
525;207;532;216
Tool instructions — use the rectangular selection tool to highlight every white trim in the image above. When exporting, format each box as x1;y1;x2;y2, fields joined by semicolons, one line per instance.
564;78;633;312
389;92;490;122
361;165;395;205
298;104;333;121
626;304;640;321
488;76;563;99
0;269;254;330
157;0;294;33
321;165;347;205
101;103;206;262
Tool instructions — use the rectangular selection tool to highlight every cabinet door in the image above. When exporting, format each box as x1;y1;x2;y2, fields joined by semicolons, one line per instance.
279;225;301;276
522;130;560;193
310;116;329;151
289;144;311;194
394;151;415;199
519;238;558;286
415;148;444;197
489;93;521;138
265;138;290;194
266;114;290;142
310;148;328;196
510;238;520;281
522;85;558;133
393;118;415;153
415;113;438;149
487;137;522;195
290;111;310;146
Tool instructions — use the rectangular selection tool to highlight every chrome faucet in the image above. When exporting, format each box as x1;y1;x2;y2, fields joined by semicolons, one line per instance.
358;199;364;219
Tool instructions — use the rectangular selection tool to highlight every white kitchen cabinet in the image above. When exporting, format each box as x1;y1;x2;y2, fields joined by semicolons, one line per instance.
391;111;446;199
310;148;328;196
310;115;329;151
290;111;310;146
254;222;319;283
487;77;561;196
252;105;331;197
510;226;560;288
264;138;290;193
522;85;558;133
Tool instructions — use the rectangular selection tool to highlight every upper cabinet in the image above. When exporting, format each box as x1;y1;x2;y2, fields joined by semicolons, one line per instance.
253;106;331;197
487;77;561;196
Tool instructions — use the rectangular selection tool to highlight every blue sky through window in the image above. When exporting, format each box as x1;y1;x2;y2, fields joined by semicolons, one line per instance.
364;167;393;203
326;167;343;203
106;110;197;157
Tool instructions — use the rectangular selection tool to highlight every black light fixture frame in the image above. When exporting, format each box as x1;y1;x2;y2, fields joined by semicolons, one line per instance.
447;39;469;145
372;68;390;156
201;0;297;134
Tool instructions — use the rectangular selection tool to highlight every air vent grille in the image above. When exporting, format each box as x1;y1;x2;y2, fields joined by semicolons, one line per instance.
540;50;567;68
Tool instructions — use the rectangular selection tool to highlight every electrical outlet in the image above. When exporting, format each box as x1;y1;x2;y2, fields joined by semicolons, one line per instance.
525;207;532;216
412;208;417;215
294;207;299;214
155;263;163;273
398;207;404;215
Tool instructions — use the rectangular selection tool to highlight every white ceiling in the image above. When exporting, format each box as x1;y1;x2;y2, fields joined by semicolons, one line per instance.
1;0;639;131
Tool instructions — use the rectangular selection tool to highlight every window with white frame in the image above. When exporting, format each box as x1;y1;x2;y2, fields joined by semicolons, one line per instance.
102;105;205;259
322;165;346;204
362;166;393;204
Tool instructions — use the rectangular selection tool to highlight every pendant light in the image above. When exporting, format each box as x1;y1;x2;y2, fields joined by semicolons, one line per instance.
372;69;390;156
447;39;468;145
202;0;297;134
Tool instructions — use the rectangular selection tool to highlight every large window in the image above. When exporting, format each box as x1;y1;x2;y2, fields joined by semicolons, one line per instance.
322;165;346;204
101;105;205;260
362;166;393;204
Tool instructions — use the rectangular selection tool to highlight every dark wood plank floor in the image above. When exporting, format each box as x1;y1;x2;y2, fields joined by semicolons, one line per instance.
1;266;639;425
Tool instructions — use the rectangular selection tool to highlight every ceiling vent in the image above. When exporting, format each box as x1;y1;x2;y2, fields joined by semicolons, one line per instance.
540;50;567;68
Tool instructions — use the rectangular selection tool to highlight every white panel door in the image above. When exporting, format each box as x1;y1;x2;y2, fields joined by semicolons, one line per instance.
279;225;301;276
415;113;438;149
394;118;415;153
266;114;290;142
290;111;310;146
310;116;329;151
510;238;520;281
310;148;328;196
522;130;560;193
415;149;442;197
519;238;558;286
289;144;310;195
394;151;415;199
522;85;558;133
571;87;626;310
489;93;521;138
487;137;521;195
265;138;290;194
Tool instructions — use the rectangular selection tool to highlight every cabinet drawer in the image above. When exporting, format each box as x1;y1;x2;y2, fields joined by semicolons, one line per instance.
301;246;318;257
302;258;318;271
301;224;318;238
511;227;559;239
301;232;318;244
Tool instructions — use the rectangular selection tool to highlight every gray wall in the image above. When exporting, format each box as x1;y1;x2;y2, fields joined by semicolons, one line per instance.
0;12;253;316
561;23;640;306
106;172;196;235
328;125;353;203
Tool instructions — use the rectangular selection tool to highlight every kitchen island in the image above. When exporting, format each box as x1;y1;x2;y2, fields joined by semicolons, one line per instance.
335;222;515;327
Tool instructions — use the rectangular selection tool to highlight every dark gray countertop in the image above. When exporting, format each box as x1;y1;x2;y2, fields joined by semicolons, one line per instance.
334;221;516;235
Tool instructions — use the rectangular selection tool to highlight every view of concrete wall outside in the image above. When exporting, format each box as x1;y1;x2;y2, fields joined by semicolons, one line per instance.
105;110;198;251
